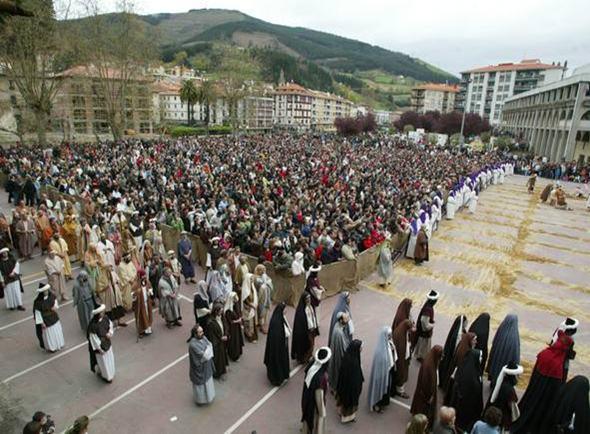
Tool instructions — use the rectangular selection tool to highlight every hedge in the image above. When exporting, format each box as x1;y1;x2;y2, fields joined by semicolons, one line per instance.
169;125;233;137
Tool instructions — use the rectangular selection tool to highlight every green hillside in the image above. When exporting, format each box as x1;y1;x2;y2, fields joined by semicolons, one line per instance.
67;8;458;111
149;9;457;84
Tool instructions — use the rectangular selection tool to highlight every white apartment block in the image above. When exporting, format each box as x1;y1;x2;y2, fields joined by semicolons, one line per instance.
458;59;564;126
501;65;590;163
373;110;393;125
237;96;274;131
152;81;227;126
273;83;313;132
411;84;458;114
310;90;353;131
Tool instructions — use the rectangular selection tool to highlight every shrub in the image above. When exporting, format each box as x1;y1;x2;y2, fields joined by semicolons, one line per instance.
169;125;232;137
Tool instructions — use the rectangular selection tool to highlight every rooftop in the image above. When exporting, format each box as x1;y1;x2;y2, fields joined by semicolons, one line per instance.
462;59;564;74
58;65;152;82
274;82;313;96
413;83;459;93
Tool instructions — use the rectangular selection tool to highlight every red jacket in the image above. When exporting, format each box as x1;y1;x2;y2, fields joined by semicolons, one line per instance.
535;331;574;380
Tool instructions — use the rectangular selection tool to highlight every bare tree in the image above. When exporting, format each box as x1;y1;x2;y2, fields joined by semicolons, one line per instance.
216;47;261;132
76;0;156;140
0;0;69;145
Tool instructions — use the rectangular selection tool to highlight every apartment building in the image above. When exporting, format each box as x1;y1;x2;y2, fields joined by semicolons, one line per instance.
237;95;274;131
411;83;458;114
310;90;353;131
501;65;590;163
273;83;313;132
52;66;155;140
458;59;564;125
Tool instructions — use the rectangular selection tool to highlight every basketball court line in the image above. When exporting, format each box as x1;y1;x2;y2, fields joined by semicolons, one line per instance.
0;297;189;383
0;266;81;331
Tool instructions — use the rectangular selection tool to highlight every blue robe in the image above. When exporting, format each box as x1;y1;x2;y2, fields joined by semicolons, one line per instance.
178;239;195;278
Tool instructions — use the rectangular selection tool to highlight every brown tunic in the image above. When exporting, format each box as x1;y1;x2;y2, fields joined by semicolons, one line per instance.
133;284;153;335
414;230;429;262
539;184;552;202
393;319;412;386
392;298;412;332
411;345;443;427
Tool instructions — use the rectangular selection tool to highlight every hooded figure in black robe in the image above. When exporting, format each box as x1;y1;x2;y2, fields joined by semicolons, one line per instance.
486;314;520;385
205;303;229;379
469;312;490;374
292;292;319;364
546;375;589;434
512;330;575;434
336;339;364;423
301;347;331;433
487;362;523;430
447;348;483;432
264;302;291;386
438;314;467;387
193;280;211;327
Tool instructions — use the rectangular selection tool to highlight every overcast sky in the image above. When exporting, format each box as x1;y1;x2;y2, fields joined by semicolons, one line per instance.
96;0;588;76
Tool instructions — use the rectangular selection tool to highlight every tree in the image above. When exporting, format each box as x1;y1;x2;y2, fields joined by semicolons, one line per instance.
179;79;198;126
196;80;217;135
450;133;462;146
173;51;188;67
403;124;415;133
394;111;421;131
428;133;438;146
334;113;377;135
433;112;459;135
216;47;261;132
0;0;69;145
77;0;156;140
480;131;491;143
495;135;512;151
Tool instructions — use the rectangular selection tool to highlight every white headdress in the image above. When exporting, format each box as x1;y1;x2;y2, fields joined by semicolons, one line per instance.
490;363;523;403
304;347;332;387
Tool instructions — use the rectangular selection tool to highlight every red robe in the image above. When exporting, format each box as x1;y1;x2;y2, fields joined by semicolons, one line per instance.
536;331;574;380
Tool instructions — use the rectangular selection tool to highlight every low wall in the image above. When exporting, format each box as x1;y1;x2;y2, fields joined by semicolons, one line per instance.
35;185;405;307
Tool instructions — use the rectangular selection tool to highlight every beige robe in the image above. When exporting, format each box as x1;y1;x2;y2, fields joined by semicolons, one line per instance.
45;255;67;298
118;261;138;311
49;238;72;278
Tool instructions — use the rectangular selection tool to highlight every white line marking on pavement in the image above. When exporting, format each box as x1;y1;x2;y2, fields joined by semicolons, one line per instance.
0;266;82;331
1;341;88;384
75;354;189;432
391;397;411;410
0;300;73;331
178;294;192;303
2;305;161;383
21;265;80;286
224;364;304;434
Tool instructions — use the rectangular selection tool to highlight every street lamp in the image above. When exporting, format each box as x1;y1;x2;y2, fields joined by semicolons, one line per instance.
459;78;472;146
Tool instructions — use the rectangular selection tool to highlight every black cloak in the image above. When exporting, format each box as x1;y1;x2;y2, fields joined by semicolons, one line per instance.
336;339;364;411
86;314;112;374
448;349;483;432
512;368;564;434
291;293;318;363
438;314;466;387
546;375;589;434
32;291;58;349
264;303;290;386
301;352;329;432
469;312;490;374
193;294;210;327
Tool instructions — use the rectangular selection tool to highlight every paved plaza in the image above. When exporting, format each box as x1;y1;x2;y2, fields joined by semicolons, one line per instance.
1;174;588;434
